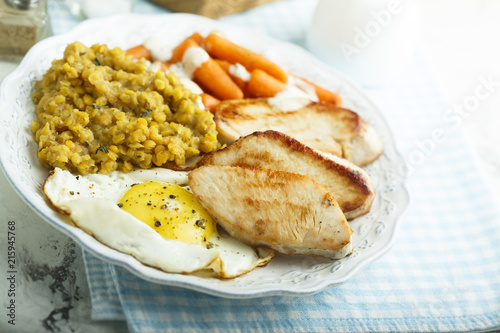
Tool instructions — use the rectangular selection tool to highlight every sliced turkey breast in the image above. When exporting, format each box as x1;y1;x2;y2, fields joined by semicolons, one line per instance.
201;130;374;219
188;165;353;259
214;98;383;166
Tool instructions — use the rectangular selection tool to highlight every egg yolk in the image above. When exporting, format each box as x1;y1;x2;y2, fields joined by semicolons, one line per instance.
119;182;216;245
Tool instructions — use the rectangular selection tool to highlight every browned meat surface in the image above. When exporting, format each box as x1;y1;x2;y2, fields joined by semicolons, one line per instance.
215;98;383;166
189;165;353;259
201;130;374;219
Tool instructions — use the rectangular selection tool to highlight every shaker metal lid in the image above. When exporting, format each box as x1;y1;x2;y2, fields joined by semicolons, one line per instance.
5;0;40;10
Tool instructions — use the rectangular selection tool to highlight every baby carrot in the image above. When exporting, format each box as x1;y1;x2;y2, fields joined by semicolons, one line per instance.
188;32;204;45
214;59;230;71
200;93;221;114
297;76;342;106
125;44;152;61
204;33;288;83
195;59;244;100
247;69;286;98
168;37;244;100
169;37;200;64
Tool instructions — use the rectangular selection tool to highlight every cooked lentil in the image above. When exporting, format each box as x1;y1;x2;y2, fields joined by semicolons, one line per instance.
31;41;220;174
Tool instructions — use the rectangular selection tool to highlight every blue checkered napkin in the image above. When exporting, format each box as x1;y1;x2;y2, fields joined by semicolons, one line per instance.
47;0;500;331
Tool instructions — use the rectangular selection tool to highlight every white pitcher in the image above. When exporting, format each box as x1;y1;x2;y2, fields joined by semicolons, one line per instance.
306;0;421;86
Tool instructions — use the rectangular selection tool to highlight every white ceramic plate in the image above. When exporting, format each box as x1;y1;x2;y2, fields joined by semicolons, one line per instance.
0;14;409;298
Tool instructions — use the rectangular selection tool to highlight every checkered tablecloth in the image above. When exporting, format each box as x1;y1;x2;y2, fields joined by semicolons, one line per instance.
48;0;500;332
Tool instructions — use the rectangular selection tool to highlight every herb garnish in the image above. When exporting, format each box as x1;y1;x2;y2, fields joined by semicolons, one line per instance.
96;144;109;154
88;104;102;109
141;107;153;118
94;58;101;66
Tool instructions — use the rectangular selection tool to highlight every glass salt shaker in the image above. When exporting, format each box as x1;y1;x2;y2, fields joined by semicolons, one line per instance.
0;0;51;61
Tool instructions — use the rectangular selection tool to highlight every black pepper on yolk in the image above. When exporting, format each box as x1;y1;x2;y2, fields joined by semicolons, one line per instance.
119;182;216;245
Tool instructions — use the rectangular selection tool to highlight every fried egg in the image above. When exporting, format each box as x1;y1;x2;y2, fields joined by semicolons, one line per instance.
43;167;274;278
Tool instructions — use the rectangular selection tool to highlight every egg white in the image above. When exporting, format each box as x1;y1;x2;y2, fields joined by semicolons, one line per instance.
208;228;274;278
43;167;273;277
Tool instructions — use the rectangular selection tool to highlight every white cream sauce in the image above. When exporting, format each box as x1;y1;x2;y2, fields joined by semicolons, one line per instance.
229;63;251;82
267;75;319;111
148;61;162;72
275;75;318;102
168;63;204;96
143;36;172;62
182;46;210;78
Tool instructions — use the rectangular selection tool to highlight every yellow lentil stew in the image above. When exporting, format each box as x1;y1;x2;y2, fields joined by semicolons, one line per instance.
31;42;220;174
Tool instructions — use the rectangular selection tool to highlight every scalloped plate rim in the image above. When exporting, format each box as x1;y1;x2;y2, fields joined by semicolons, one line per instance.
0;13;410;298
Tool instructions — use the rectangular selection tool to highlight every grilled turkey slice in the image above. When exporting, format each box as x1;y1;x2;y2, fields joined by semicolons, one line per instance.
215;98;383;166
188;165;353;259
201;130;374;219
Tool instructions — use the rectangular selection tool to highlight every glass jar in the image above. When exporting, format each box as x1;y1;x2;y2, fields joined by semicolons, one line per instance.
0;0;51;61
